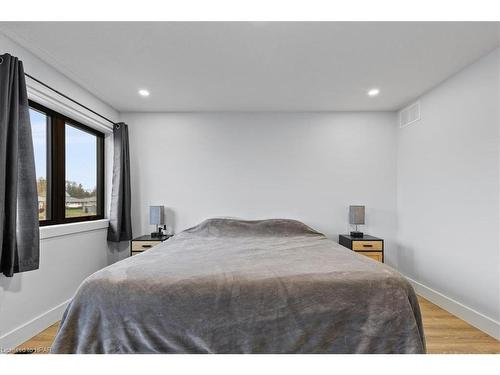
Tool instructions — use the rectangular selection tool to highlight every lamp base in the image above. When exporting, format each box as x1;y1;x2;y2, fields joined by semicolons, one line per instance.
151;230;163;238
350;231;364;238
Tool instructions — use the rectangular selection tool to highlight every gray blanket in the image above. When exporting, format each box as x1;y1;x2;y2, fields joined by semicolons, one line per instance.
51;219;425;353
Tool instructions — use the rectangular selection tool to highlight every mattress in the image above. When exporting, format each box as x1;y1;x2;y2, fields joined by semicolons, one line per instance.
51;218;425;353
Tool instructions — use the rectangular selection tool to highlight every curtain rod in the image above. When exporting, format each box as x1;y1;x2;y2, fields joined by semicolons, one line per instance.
24;73;117;126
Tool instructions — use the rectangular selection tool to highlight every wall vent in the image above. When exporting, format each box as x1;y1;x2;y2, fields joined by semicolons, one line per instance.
399;101;420;128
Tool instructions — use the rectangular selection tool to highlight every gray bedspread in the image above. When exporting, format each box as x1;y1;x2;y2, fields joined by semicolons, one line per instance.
51;218;425;354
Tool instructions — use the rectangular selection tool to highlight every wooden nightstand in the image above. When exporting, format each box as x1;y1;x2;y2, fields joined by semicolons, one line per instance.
338;234;384;263
130;234;172;256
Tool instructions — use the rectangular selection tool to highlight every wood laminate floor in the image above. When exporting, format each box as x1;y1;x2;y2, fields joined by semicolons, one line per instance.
11;296;500;354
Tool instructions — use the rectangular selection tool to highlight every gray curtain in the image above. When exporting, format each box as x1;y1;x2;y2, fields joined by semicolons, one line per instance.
107;122;132;242
0;53;39;277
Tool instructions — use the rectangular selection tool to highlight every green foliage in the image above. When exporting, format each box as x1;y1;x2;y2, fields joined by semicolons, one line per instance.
37;177;96;198
65;181;96;198
37;177;47;196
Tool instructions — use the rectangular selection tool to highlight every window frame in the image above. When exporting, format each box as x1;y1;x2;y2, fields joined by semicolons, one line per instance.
29;100;105;226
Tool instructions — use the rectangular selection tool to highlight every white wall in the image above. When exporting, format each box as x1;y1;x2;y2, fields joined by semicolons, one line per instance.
397;48;500;337
123;111;398;248
0;223;112;351
0;33;126;351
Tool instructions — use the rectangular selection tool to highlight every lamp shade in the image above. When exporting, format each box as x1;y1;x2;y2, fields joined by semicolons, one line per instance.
149;206;165;225
349;205;365;225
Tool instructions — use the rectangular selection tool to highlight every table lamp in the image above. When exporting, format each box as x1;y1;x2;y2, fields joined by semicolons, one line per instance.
150;205;165;237
349;205;365;238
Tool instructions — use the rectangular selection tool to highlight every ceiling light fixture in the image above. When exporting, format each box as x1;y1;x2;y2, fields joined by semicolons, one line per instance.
367;88;380;97
138;89;150;97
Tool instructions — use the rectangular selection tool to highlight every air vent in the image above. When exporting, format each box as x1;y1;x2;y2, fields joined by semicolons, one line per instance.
399;102;420;128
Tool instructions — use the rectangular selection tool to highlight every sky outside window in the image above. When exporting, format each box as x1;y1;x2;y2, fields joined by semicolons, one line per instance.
65;124;97;191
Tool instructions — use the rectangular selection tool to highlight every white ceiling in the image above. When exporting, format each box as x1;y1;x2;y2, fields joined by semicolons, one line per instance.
1;22;499;112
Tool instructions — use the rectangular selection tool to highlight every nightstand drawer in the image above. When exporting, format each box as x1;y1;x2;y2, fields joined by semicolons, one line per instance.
132;240;161;251
357;251;383;262
352;240;383;251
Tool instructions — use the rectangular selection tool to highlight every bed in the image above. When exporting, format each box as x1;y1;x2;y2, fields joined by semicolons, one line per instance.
51;218;426;353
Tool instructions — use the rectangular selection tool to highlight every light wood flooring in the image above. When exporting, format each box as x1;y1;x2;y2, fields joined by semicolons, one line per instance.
11;296;500;354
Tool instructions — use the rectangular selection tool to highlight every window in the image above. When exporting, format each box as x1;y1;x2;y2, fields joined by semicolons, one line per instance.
29;101;104;225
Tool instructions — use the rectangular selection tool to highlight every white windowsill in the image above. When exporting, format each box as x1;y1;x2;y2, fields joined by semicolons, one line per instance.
39;219;109;240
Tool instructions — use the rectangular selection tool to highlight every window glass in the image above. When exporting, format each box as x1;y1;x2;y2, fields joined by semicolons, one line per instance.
65;124;97;218
29;108;49;221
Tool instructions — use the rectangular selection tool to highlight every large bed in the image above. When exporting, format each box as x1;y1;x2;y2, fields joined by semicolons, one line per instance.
51;218;425;353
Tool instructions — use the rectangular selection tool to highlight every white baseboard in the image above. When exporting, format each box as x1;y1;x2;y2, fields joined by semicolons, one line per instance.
0;299;70;353
405;276;500;340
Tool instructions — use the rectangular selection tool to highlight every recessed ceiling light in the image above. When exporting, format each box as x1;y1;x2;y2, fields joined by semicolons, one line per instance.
367;88;380;97
138;89;150;97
